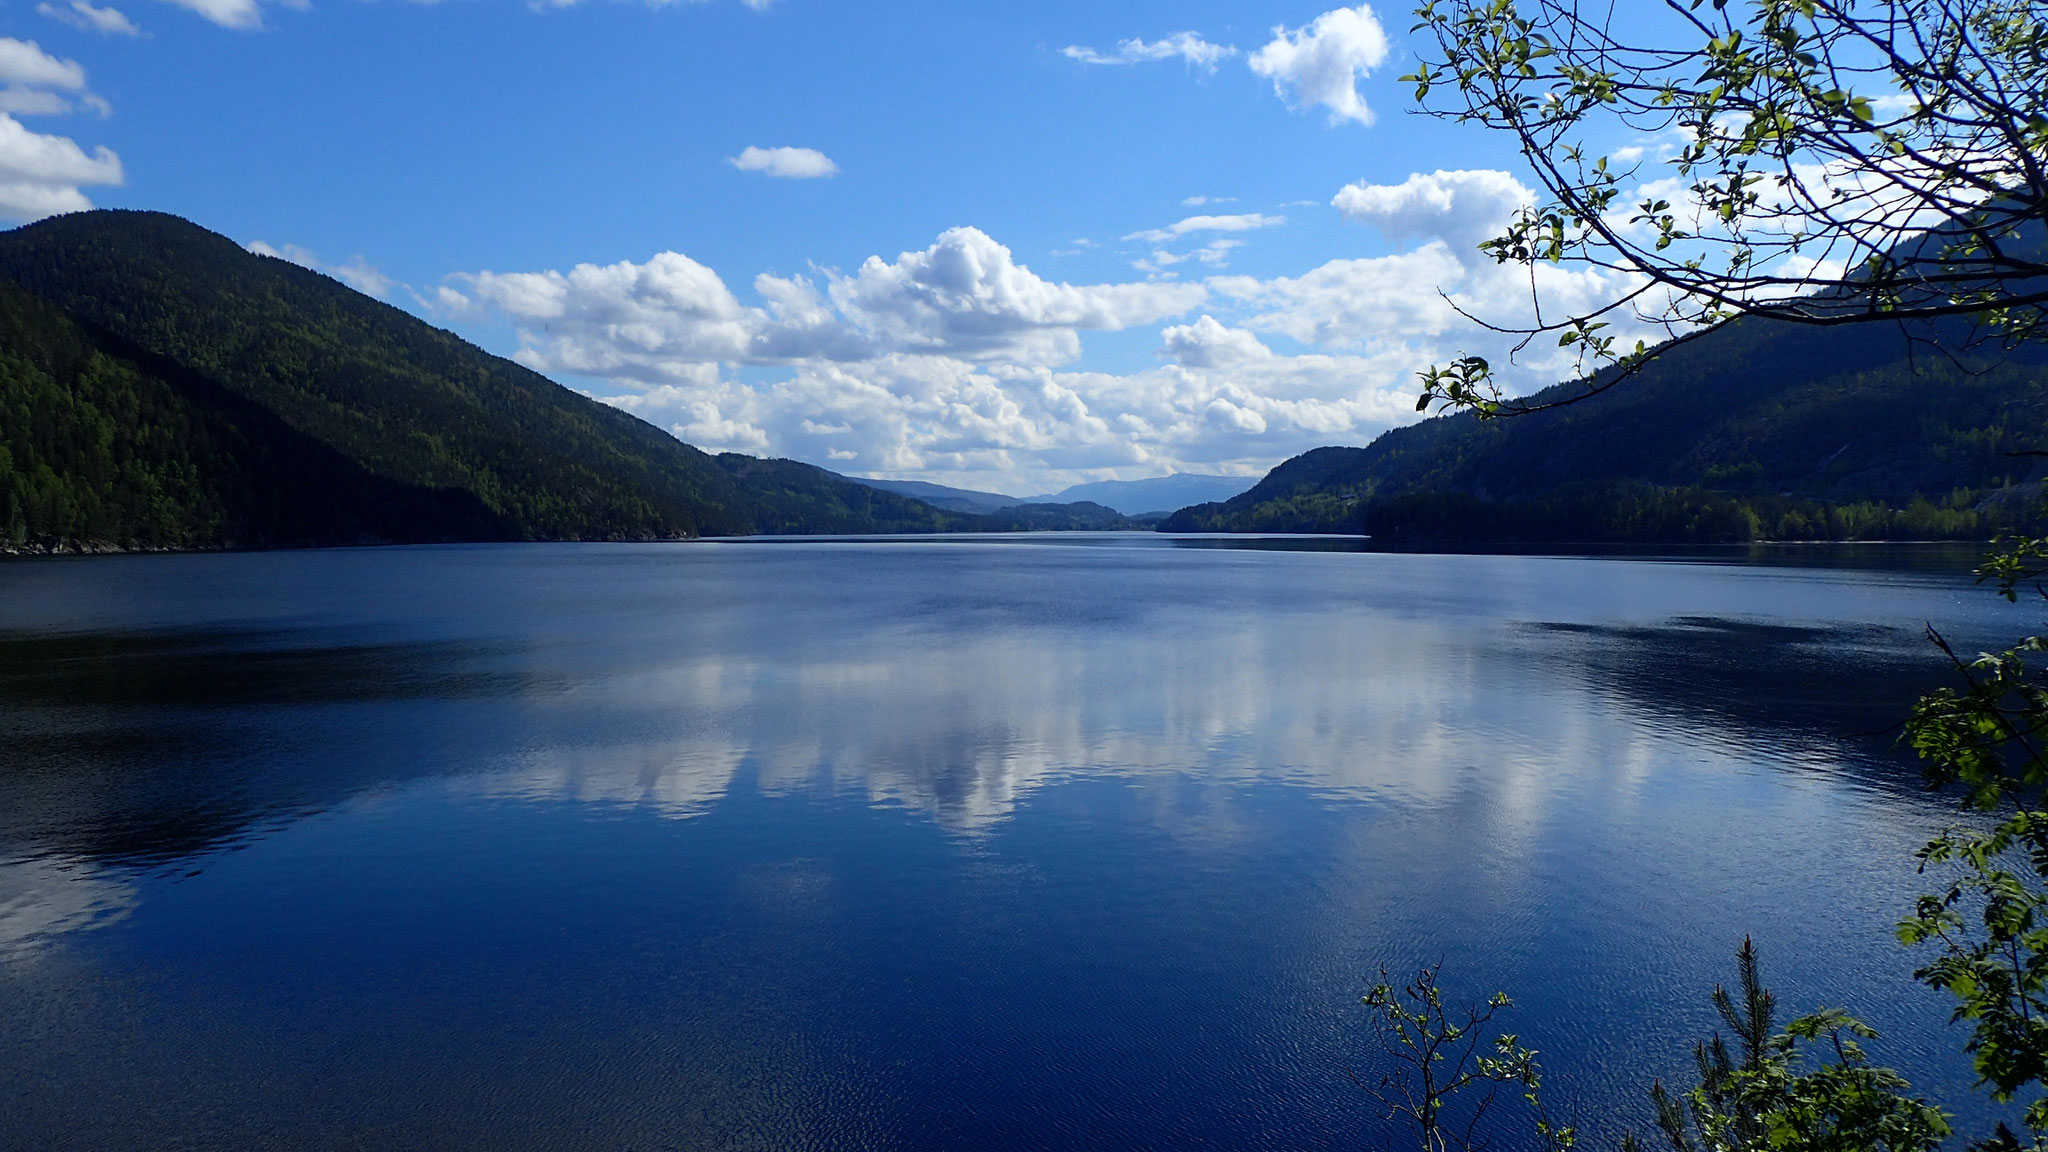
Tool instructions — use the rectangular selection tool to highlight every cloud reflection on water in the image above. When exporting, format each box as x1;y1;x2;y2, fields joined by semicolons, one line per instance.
0;856;135;961
0;546;1980;965
464;602;1942;839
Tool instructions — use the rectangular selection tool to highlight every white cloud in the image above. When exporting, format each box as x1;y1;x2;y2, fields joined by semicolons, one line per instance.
0;180;94;219
1180;195;1236;207
1205;396;1267;434
0;88;78;117
245;239;299;261
158;0;263;30
595;345;1424;485
173;0;782;28
1133;238;1243;274
38;1;144;36
0;112;119;219
0;37;108;118
728;145;839;180
1210;186;1657;391
329;256;398;298
1160;315;1273;367
452;202;1657;493
473;228;1208;383
1124;214;1280;274
1215;248;1468;347
1247;4;1390;127
246;240;398;298
0;39;87;92
466;251;758;383
1123;212;1285;244
1332;168;1533;252
1062;31;1236;71
827;226;1205;361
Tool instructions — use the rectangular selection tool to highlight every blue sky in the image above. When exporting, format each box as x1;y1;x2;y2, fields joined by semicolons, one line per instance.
0;0;1634;493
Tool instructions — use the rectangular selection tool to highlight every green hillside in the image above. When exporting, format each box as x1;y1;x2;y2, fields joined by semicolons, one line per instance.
0;210;986;549
715;454;979;534
1162;316;2048;543
0;277;505;549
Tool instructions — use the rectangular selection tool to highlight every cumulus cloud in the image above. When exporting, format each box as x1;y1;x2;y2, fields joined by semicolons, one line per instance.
0;40;86;92
1214;249;1466;347
1218;251;1639;366
1159;315;1273;367
0;38;108;118
827;226;1206;361
1332;168;1533;252
1330;167;1685;364
455;229;1369;482
598;345;1424;482
466;251;758;383
37;1;143;36
1247;4;1390;127
0;112;120;219
728;145;839;179
460;226;1203;388
247;240;398;298
1062;31;1236;70
452;203;1657;493
1210;168;1657;389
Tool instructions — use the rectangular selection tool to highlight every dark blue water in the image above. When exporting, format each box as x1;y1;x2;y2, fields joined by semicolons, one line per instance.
0;537;2027;1149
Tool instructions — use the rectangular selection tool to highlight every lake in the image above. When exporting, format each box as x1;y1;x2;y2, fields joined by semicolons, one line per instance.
0;536;2028;1149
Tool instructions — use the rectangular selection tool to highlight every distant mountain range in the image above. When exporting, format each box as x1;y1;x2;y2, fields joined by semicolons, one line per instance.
0;211;1129;551
1162;311;2048;542
844;472;1257;517
1029;474;1258;516
846;478;1025;514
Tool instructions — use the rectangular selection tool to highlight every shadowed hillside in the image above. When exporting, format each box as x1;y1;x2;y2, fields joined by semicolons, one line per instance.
1163;315;2048;542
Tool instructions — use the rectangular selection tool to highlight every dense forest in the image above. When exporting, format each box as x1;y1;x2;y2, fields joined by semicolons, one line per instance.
0;276;507;549
0;210;1133;552
1162;313;2048;542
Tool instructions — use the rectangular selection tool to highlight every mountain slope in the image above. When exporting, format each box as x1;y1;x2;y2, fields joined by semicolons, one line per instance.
972;501;1134;530
842;477;1025;514
714;456;983;533
0;277;503;549
1029;473;1258;515
0;210;967;547
1163;316;2048;542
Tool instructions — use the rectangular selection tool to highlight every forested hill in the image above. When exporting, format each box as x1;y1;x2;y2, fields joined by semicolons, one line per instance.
0;210;996;550
1162;313;2048;543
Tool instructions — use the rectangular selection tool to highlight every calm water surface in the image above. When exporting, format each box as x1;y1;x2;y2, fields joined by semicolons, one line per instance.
0;536;2029;1149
